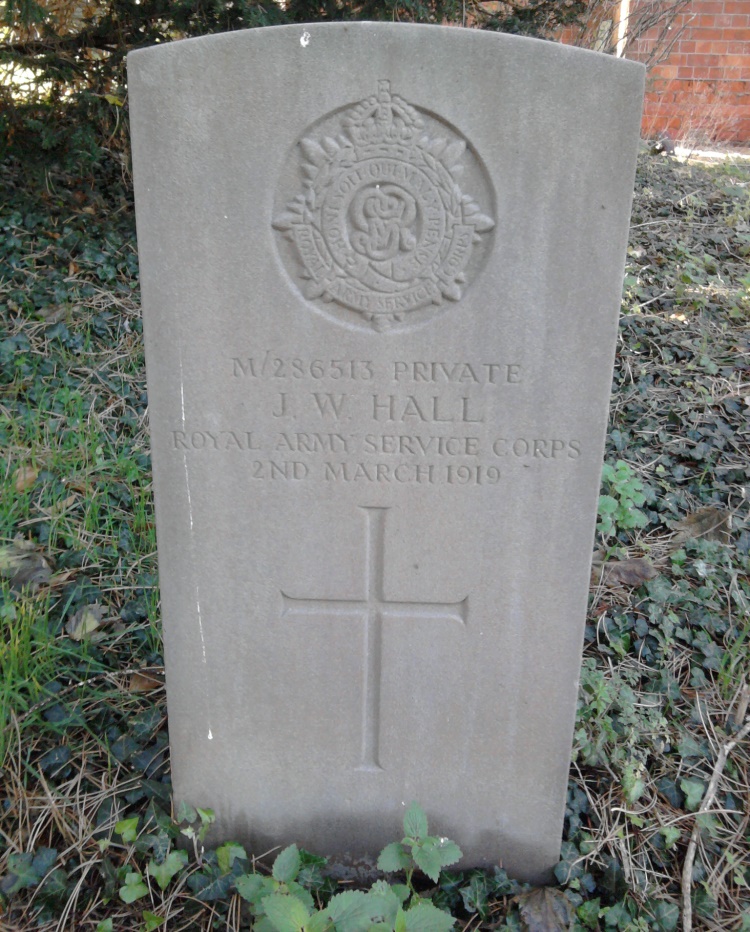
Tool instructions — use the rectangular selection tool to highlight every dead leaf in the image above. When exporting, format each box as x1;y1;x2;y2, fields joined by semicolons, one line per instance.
14;466;38;492
49;494;78;517
66;603;105;640
0;543;53;591
36;306;67;323
673;506;731;545
599;557;659;588
517;886;572;932
129;671;164;693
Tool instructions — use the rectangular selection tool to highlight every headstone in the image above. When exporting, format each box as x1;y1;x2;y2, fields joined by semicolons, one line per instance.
128;23;644;884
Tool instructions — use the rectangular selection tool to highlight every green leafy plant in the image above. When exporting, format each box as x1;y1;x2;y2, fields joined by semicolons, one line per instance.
176;801;215;862
597;460;650;538
234;803;460;931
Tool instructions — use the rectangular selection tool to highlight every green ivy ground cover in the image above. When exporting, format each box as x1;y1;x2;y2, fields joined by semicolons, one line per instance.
0;152;748;930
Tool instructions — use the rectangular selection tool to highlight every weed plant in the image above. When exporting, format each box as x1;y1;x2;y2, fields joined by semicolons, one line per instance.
0;152;748;930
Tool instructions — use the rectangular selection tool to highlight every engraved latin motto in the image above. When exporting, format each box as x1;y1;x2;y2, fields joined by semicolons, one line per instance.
273;81;495;331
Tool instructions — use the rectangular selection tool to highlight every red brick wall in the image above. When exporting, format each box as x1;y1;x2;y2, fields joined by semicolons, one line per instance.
629;0;750;144
559;0;750;145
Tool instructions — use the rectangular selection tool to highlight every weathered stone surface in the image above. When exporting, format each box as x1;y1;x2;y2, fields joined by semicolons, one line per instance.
128;23;643;883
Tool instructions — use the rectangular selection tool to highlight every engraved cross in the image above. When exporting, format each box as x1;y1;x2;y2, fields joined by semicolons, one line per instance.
281;506;467;772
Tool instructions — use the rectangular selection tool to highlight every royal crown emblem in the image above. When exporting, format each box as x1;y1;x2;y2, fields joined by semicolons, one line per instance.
273;80;495;331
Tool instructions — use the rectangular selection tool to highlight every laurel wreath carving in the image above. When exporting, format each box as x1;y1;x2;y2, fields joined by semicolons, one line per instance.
274;83;494;330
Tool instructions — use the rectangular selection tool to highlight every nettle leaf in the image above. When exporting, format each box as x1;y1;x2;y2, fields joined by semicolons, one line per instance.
326;890;381;931
377;842;411;873
412;841;443;883
307;913;331;932
235;872;274;904
412;836;462;882
391;884;410;903
261;892;310;932
147;849;188;890
286;881;315;912
680;778;705;811
272;844;301;883
431;837;462;870
403;802;428;840
403;901;456;931
368;880;403;925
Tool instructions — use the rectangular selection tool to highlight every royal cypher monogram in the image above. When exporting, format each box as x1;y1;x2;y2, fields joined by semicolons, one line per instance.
273;80;495;331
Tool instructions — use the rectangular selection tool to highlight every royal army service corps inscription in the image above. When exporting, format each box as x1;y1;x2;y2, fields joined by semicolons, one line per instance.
273;80;495;331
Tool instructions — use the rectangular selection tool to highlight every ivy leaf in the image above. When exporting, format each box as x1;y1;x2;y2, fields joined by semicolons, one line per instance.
0;853;36;895
176;800;196;824
272;844;301;883
403;901;456;931
377;842;410;873
188;867;234;901
261;893;310;932
680;778;705;811
217;841;247;874
403;802;428;840
0;847;59;896
147;849;188;890
142;912;165;931
646;899;680;931
32;848;58;876
115;817;139;843
119;871;148;904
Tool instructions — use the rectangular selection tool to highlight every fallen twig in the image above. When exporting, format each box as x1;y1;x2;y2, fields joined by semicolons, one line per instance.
681;717;750;932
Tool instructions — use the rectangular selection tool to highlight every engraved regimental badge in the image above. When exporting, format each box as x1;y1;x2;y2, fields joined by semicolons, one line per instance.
273;80;495;331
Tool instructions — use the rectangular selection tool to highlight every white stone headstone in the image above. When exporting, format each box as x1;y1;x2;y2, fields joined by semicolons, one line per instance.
128;23;643;883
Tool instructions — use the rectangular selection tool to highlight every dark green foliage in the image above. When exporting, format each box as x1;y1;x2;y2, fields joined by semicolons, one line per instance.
1;141;749;928
1;0;587;169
